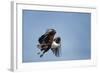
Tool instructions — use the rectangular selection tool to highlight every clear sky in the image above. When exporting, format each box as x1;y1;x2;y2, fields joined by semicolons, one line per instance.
22;10;91;63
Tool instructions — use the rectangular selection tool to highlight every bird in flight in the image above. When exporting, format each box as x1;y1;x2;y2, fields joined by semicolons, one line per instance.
37;29;61;57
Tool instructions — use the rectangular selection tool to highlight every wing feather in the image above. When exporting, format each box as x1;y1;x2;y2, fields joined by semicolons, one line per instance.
51;43;61;57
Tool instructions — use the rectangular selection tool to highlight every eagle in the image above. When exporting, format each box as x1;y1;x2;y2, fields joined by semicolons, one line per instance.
37;29;61;57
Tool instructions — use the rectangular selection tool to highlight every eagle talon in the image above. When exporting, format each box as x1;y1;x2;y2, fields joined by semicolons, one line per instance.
40;54;43;57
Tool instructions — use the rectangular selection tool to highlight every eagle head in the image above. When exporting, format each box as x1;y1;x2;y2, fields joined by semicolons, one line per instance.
54;37;61;44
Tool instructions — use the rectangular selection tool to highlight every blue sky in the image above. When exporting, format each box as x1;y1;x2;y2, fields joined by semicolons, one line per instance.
22;10;91;62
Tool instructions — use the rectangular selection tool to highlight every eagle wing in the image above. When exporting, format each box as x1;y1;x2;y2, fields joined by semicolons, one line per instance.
51;39;61;57
38;34;47;44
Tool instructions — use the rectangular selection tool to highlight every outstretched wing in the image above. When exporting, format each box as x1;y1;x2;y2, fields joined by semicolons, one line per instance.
51;37;61;57
51;44;61;57
51;36;61;57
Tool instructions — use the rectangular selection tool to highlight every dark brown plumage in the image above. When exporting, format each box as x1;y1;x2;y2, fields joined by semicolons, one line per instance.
37;29;61;57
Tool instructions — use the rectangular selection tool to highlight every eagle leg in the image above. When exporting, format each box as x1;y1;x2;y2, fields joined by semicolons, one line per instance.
40;54;43;57
39;48;50;58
